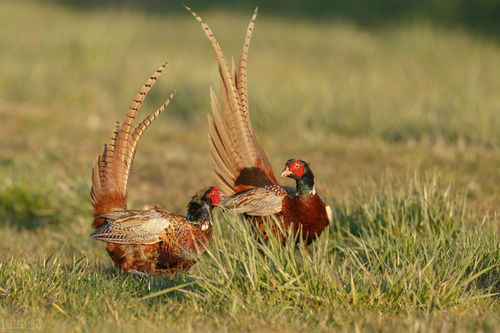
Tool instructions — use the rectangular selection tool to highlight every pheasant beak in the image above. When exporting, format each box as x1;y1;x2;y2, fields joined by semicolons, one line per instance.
280;167;293;178
217;193;226;206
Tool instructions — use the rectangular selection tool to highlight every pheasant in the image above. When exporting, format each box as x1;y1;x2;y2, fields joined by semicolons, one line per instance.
90;62;222;275
186;7;332;245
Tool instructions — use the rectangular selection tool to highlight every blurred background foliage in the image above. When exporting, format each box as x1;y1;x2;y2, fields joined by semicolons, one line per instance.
51;0;500;38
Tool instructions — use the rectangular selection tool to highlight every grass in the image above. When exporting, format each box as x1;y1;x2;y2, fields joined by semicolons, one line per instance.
1;177;498;332
0;0;499;331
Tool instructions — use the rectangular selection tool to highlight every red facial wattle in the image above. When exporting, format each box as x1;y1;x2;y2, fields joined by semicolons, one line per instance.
208;187;221;206
290;161;305;177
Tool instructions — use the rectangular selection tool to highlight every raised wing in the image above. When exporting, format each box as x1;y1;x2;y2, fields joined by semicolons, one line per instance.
90;62;176;225
90;209;178;245
186;6;278;196
221;187;287;216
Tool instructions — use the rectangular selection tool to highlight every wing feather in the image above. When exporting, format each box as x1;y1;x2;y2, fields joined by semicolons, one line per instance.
90;210;177;245
221;187;285;216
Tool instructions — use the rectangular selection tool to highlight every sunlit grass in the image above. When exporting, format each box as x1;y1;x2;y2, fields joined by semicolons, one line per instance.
0;175;498;332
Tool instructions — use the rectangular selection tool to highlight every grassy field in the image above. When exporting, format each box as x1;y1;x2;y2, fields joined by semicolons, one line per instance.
0;1;499;331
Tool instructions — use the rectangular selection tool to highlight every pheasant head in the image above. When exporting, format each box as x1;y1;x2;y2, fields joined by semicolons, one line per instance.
187;186;222;223
281;159;315;195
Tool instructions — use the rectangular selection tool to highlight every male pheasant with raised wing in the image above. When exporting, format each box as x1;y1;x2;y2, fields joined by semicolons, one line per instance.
186;7;332;245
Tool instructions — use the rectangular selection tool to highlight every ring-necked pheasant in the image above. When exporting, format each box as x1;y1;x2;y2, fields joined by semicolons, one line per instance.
90;62;222;275
186;7;332;245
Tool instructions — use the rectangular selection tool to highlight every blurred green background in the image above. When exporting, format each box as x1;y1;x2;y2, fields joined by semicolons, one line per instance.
52;0;500;35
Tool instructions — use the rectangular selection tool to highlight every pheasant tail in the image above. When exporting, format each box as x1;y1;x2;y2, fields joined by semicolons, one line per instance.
91;62;176;226
186;6;278;196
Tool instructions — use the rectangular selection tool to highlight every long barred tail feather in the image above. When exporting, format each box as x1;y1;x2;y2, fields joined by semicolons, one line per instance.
186;6;278;196
91;62;176;226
